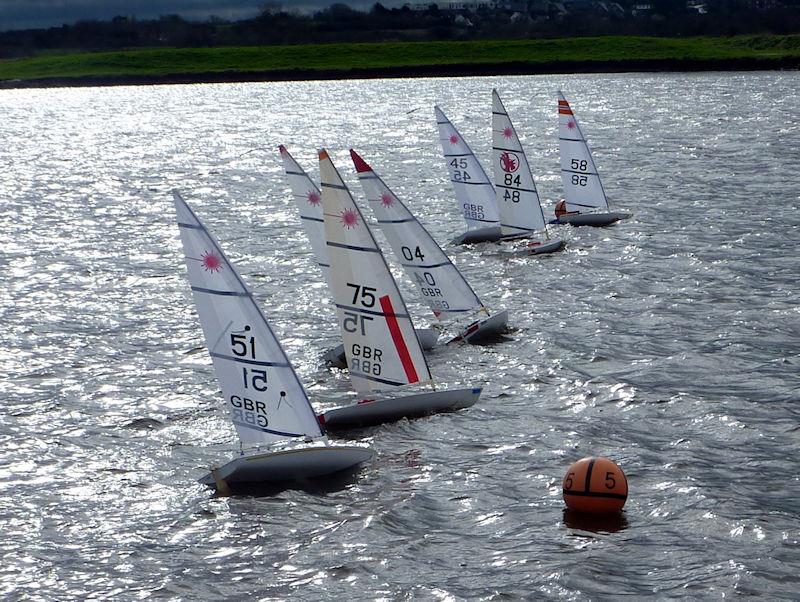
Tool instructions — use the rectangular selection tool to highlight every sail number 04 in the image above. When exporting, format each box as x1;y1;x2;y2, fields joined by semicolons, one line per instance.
401;246;425;262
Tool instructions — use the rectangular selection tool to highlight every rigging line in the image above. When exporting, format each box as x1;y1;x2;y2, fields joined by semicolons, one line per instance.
210;319;235;355
178;145;273;178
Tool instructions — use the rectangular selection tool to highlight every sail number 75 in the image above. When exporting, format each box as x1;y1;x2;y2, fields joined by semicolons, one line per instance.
346;282;377;307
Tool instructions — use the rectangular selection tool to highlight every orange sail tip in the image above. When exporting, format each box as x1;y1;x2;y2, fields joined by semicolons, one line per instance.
349;149;371;173
318;148;329;161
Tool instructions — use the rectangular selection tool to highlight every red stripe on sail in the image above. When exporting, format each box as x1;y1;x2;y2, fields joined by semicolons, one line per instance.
558;100;570;106
558;109;573;115
380;295;419;383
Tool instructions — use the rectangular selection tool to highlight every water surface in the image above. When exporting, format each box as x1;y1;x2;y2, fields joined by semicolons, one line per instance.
1;72;799;599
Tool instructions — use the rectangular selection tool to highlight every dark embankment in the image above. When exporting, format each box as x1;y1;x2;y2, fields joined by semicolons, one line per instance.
1;35;798;89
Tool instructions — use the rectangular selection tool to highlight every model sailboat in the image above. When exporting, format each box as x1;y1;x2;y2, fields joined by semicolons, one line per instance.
316;150;482;429
434;105;502;244
171;191;372;490
553;91;631;226
279;145;437;365
350;148;508;344
491;89;565;255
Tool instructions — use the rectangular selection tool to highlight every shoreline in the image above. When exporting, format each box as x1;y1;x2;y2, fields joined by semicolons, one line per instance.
1;56;797;89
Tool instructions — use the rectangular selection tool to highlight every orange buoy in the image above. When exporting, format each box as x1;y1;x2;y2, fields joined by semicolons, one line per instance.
562;456;628;514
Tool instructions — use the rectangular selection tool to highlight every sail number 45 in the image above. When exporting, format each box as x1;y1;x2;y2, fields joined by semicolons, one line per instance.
450;157;471;182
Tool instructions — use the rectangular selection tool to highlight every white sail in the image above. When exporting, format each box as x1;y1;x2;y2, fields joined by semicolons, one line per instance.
279;145;331;288
557;90;609;212
173;191;324;447
350;148;484;322
318;150;433;395
491;89;548;237
434;105;500;230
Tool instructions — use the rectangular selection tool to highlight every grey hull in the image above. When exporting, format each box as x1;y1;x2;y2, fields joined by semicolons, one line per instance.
447;309;509;344
451;226;503;245
555;211;631;227
521;238;566;255
198;445;373;488
320;387;482;429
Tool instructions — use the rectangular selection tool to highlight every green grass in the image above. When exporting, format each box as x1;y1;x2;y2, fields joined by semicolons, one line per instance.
1;35;799;81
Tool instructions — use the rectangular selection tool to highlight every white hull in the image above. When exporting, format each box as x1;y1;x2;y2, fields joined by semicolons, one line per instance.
198;445;373;488
323;327;438;368
320;387;482;429
447;309;509;344
554;211;631;227
452;226;503;245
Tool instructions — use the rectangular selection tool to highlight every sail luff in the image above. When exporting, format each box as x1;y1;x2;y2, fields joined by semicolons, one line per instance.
172;191;324;447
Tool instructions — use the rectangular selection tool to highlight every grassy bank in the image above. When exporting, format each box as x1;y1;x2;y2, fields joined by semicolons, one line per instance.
1;35;798;84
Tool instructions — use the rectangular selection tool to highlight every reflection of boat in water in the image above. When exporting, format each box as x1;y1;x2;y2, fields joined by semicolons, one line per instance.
350;148;509;346
171;191;372;492
552;91;631;227
316;149;482;429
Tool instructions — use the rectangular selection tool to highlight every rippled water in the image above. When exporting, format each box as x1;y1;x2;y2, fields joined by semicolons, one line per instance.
1;72;799;599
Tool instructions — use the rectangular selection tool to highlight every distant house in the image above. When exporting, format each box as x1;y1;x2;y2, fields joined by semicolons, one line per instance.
749;0;781;9
404;2;499;10
686;0;708;13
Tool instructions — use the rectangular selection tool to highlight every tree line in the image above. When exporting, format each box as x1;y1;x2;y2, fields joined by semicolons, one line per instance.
1;1;799;58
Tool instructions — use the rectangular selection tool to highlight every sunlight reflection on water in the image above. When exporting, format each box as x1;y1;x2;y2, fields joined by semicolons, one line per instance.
0;71;799;599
